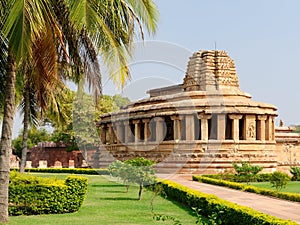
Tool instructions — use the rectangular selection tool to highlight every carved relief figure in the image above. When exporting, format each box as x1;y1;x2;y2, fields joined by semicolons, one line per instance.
247;124;255;138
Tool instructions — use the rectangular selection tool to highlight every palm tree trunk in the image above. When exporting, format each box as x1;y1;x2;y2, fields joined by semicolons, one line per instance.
20;88;30;173
0;53;16;223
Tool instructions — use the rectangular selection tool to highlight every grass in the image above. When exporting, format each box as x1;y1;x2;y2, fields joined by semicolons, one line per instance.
5;173;199;225
250;181;300;194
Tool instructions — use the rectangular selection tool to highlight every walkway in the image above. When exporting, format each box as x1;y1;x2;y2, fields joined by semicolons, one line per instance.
164;174;300;224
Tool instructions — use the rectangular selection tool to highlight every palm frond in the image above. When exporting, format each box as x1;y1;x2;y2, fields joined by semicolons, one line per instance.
124;0;159;35
31;23;59;111
3;0;50;62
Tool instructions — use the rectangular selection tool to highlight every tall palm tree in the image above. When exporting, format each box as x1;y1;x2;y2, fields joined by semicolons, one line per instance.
0;0;74;220
0;0;159;222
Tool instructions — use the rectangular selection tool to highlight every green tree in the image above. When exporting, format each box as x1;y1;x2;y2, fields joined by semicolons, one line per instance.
46;90;129;153
109;157;157;200
290;166;300;181
13;128;51;158
270;171;290;191
232;162;263;184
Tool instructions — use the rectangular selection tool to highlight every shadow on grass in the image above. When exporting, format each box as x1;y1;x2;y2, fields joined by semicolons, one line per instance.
163;196;196;218
98;197;138;201
91;184;125;188
104;190;127;193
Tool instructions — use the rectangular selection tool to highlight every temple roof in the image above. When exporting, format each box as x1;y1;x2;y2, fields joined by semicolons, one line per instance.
148;50;241;97
183;50;240;92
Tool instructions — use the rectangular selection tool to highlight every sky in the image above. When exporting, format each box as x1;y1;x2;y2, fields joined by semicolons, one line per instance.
10;0;300;138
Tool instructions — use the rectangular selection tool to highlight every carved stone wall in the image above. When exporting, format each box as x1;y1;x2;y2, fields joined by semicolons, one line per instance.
183;50;240;91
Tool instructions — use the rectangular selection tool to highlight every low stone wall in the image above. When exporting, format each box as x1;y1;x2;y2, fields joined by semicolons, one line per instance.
28;146;97;168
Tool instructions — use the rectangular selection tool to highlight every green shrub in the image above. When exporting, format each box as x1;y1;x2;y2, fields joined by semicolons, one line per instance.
270;171;290;191
193;175;300;203
232;162;263;184
10;167;109;175
9;172;88;215
290;167;300;181
158;180;297;225
202;172;272;183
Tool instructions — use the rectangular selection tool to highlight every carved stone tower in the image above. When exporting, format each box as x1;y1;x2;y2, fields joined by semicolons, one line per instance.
183;50;240;92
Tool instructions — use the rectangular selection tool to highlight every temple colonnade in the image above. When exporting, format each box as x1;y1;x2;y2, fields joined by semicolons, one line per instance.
100;113;275;146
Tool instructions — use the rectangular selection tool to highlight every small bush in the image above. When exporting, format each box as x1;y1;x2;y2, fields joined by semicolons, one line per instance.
270;171;290;191
232;162;263;184
9;172;88;215
290;167;300;181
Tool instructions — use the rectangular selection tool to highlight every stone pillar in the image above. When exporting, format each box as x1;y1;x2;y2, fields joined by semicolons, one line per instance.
257;115;267;141
265;116;275;141
228;114;243;141
171;116;182;141
107;123;114;144
154;117;165;143
198;113;212;141
271;117;275;141
26;161;32;169
142;119;150;143
217;114;226;140
245;115;256;141
132;120;141;143
123;120;132;143
69;160;75;168
116;122;123;144
185;114;195;141
100;125;107;144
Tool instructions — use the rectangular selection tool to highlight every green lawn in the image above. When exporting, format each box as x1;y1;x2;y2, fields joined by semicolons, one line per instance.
5;173;198;225
250;181;300;194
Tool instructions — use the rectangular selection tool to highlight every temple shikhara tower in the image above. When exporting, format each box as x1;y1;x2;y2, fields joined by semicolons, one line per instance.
97;50;288;174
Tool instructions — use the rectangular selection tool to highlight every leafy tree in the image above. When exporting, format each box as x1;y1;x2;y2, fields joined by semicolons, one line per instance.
47;91;129;153
12;137;33;160
290;166;300;181
270;171;290;191
232;162;263;184
13;128;51;158
109;157;157;200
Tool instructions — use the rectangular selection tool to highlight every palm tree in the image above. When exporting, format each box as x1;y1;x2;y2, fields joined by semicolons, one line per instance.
0;0;159;222
18;0;159;173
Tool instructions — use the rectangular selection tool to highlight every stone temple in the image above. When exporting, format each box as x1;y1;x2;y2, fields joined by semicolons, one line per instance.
98;50;298;174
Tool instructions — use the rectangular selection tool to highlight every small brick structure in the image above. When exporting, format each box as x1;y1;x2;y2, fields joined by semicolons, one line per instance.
27;142;97;168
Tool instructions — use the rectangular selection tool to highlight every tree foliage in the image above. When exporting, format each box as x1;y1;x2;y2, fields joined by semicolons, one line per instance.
270;171;290;191
109;157;157;200
232;162;263;184
290;166;300;181
13;128;51;158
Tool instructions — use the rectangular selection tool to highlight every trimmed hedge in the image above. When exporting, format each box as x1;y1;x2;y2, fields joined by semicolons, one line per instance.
193;175;300;203
158;180;298;225
10;167;110;175
202;173;272;182
9;172;88;215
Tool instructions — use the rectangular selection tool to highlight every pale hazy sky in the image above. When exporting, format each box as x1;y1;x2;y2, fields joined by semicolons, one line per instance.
11;0;300;138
